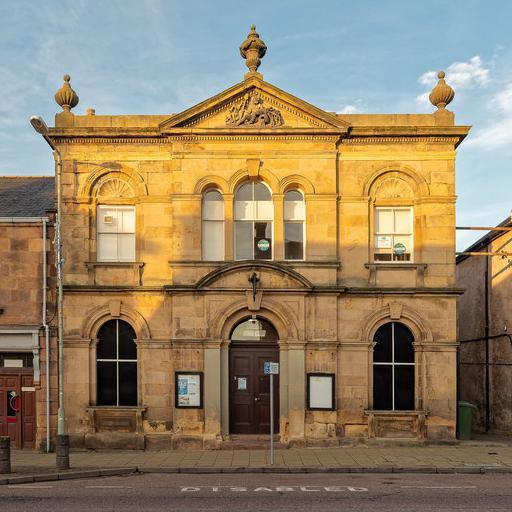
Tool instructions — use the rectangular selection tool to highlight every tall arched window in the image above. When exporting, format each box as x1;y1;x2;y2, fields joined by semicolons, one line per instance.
373;322;415;410
234;181;273;260
202;189;225;261
284;190;305;260
96;319;137;406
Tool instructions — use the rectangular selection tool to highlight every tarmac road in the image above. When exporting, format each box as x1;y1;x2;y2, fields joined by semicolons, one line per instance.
0;473;510;511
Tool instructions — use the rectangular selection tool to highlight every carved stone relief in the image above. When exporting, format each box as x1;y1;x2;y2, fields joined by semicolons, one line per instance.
226;93;284;128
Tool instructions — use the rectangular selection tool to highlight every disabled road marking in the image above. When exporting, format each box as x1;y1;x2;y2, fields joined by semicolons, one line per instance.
180;485;368;492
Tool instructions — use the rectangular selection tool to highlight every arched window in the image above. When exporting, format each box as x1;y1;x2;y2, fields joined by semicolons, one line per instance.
96;319;137;406
231;317;279;342
234;181;273;260
202;189;225;261
373;322;414;410
284;190;305;260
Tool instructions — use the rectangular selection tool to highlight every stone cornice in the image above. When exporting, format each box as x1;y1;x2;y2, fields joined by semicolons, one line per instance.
62;284;463;296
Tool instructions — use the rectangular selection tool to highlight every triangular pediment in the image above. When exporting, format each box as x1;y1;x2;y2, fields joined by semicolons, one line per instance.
159;76;349;132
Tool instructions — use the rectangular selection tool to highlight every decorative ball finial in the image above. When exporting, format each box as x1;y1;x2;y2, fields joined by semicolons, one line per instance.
240;24;267;74
54;74;79;112
429;70;454;110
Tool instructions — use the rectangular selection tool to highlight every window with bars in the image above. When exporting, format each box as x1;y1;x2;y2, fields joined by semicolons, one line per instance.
97;205;136;262
202;190;225;261
284;190;305;260
96;319;137;406
374;207;413;262
373;322;415;410
234;181;273;260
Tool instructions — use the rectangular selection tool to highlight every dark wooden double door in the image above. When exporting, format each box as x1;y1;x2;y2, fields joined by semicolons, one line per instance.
0;370;35;449
229;344;279;434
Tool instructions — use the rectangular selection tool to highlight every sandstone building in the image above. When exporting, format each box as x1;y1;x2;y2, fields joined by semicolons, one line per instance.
457;216;512;434
0;177;55;449
43;27;469;449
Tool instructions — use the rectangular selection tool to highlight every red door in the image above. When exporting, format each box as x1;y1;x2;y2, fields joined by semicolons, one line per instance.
0;370;35;449
229;344;279;435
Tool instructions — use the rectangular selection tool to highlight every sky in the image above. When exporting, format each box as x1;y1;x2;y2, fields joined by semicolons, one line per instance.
1;0;511;249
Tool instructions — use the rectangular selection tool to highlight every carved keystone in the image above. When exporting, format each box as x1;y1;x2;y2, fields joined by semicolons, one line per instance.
389;302;403;320
109;300;121;317
247;158;261;180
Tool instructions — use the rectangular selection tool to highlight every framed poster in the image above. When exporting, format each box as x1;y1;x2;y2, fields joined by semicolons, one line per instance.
307;373;335;411
175;372;203;409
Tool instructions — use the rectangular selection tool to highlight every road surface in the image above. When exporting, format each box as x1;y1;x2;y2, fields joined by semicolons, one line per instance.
0;472;510;511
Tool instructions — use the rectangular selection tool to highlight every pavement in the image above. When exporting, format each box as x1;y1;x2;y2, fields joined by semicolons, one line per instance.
2;440;512;484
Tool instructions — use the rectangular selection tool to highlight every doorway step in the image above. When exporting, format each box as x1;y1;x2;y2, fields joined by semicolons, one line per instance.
221;435;286;450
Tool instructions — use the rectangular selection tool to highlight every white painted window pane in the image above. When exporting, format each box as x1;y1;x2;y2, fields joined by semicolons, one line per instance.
375;209;393;233
202;221;224;260
120;208;136;233
255;201;273;220
97;207;119;233
284;200;305;220
118;234;136;261
203;200;224;220
98;234;118;261
394;209;412;233
235;200;255;220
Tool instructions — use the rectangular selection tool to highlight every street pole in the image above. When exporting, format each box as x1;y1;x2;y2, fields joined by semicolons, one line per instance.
30;116;69;469
270;373;274;465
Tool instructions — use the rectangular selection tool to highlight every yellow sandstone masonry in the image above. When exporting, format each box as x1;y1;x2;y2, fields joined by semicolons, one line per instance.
48;28;469;449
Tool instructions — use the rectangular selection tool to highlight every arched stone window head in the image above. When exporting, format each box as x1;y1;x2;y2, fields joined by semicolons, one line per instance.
231;317;278;342
234;181;273;260
202;189;225;261
373;322;414;411
96;320;137;406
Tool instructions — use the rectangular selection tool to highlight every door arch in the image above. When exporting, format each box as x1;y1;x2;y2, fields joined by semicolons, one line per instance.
229;317;279;434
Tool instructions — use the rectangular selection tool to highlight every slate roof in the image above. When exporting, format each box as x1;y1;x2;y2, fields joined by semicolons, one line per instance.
0;176;55;217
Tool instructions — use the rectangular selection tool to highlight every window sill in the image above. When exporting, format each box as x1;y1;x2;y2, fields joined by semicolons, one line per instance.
85;262;145;286
86;261;145;268
364;410;427;416
365;263;427;287
86;406;147;434
364;410;428;440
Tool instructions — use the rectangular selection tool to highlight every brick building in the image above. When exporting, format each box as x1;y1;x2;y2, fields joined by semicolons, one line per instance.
457;216;512;434
0;176;55;449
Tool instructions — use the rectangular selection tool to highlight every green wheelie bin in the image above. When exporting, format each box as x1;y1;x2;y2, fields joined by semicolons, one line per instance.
458;401;477;440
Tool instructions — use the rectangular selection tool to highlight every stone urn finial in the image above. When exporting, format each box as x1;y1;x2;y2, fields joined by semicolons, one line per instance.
54;74;79;112
429;71;455;110
240;24;267;74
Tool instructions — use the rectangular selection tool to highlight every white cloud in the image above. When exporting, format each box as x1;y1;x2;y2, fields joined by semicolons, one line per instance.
465;82;512;150
490;83;512;113
418;56;490;89
337;104;363;114
415;92;430;107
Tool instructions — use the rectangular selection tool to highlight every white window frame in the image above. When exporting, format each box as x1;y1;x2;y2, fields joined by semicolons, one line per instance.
96;320;137;407
373;206;414;263
373;323;415;411
96;205;136;262
234;182;274;261
283;189;306;261
201;189;225;261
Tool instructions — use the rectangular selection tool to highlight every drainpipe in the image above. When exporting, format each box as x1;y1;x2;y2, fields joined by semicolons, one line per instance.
484;254;490;432
42;218;51;453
